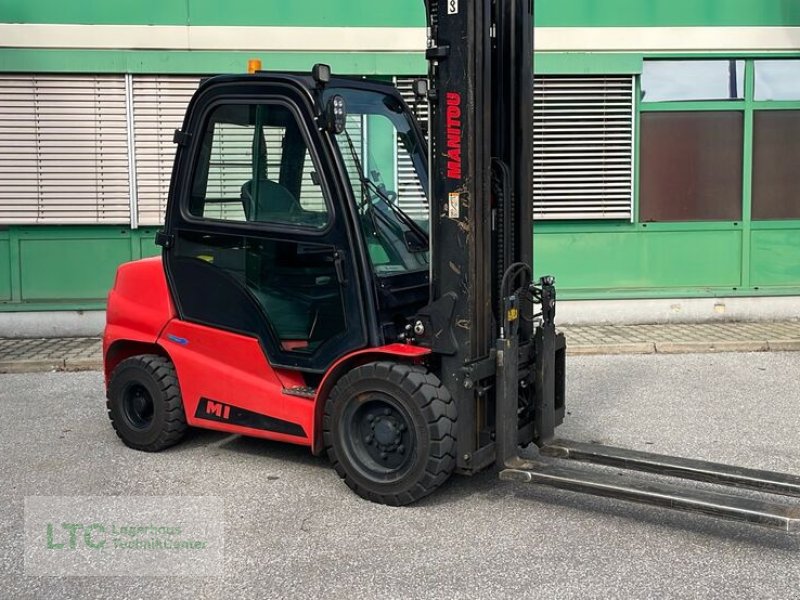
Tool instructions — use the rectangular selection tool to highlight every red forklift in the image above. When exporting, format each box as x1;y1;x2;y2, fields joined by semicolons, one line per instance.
104;0;800;530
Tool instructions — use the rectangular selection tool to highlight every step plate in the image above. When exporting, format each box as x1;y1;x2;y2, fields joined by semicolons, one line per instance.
500;458;800;533
541;439;800;498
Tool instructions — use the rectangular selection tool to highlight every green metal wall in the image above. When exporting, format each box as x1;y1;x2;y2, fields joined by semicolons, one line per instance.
3;0;798;27
0;228;160;311
537;0;800;27
2;0;799;75
0;230;10;302
534;222;800;299
0;50;431;76
2;220;800;311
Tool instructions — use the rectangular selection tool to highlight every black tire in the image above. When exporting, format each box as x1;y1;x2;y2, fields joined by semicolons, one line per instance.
323;361;457;506
106;354;187;452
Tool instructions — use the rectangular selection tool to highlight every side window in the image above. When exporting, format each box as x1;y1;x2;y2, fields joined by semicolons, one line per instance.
203;119;251;221
189;103;330;229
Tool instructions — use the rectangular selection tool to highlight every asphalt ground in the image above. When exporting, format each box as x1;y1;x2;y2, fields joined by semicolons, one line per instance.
1;353;800;599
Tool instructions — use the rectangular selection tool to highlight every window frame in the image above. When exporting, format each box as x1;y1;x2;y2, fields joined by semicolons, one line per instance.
753;59;800;102
751;60;800;222
638;60;750;225
640;59;746;104
751;108;800;221
179;96;337;238
638;109;745;223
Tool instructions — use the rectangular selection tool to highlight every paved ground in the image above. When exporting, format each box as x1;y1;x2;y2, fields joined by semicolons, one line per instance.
2;319;800;374
565;320;800;354
2;352;800;599
0;337;101;373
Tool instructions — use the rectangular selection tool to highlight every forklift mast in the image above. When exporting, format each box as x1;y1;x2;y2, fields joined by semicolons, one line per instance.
426;0;533;327
418;0;563;473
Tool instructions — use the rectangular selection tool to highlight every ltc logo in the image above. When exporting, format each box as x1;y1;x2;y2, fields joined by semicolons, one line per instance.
206;401;231;420
447;0;459;15
46;523;105;550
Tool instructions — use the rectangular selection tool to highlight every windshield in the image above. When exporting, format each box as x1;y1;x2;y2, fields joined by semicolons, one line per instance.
325;86;429;276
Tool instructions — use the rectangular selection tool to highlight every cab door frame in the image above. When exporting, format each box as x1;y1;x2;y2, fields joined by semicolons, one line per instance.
161;76;376;373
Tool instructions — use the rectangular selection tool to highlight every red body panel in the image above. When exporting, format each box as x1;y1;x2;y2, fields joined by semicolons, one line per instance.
159;319;315;445
103;257;175;381
104;256;433;453
104;257;174;346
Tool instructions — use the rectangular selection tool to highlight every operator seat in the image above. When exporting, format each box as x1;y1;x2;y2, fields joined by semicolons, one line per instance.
241;179;301;223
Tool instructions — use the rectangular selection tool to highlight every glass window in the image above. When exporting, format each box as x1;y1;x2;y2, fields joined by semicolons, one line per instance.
325;87;429;276
752;110;800;220
189;103;330;229
173;231;347;355
202;119;251;221
754;60;800;101
641;60;745;103
639;111;743;222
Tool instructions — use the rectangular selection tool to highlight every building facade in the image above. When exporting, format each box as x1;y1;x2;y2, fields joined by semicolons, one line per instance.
0;0;799;318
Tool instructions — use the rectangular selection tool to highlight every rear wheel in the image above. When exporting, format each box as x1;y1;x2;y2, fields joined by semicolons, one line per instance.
106;355;187;452
323;361;457;505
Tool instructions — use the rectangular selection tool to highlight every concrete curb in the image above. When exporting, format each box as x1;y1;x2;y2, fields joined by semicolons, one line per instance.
768;340;800;352
566;339;800;356
567;342;656;356
655;340;770;354
64;358;104;372
0;311;105;338
0;358;103;375
0;359;64;374
4;297;799;337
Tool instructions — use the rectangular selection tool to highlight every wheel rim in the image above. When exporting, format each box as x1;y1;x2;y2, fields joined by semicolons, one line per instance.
122;383;155;430
340;392;417;483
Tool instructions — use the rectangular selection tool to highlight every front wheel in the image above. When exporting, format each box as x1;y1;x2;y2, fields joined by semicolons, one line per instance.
323;362;457;506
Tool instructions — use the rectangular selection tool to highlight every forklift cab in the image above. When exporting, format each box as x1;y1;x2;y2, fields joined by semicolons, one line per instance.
162;73;430;374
